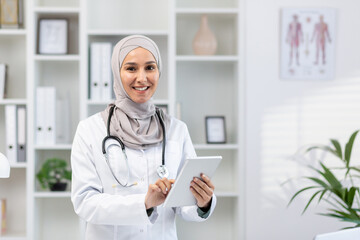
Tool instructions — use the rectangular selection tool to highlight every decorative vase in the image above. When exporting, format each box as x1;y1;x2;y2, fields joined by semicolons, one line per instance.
50;182;67;191
192;15;217;55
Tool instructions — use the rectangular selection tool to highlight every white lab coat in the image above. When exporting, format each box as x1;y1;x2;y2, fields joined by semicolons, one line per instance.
71;113;216;240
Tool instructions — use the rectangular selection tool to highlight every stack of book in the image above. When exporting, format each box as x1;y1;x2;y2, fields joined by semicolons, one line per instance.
0;0;24;29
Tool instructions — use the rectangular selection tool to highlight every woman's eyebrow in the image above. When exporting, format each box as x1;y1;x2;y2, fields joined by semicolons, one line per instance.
123;62;137;66
123;61;156;66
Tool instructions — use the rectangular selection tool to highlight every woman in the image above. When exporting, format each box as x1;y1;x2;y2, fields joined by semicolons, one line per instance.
71;35;216;240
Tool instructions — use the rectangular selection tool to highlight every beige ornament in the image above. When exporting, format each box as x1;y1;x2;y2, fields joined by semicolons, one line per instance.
192;15;217;55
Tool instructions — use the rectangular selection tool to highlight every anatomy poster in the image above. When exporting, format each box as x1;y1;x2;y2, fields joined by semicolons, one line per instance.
280;8;336;80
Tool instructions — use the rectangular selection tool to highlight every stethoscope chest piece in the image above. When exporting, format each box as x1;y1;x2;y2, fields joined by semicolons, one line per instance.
157;165;169;179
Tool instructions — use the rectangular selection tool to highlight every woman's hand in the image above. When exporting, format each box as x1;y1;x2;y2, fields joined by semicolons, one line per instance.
190;173;215;209
145;178;175;209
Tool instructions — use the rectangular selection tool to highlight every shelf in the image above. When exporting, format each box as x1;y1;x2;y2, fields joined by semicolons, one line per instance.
34;55;80;61
34;192;71;198
0;29;26;36
34;144;72;150
0;99;27;105
176;55;239;62
34;7;80;14
176;8;238;14
0;230;26;240
10;162;27;168
194;144;239;150
87;29;168;36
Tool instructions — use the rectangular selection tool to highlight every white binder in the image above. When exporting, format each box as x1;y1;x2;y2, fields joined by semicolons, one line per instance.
44;87;56;145
36;88;46;145
17;106;26;162
56;92;71;144
0;64;6;99
100;43;112;100
36;87;56;145
90;43;101;100
5;105;17;164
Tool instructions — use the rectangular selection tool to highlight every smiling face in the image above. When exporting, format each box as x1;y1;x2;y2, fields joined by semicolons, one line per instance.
120;47;159;104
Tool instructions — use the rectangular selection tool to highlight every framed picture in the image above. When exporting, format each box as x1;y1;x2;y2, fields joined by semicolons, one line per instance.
38;18;68;54
205;116;226;144
0;0;19;28
280;8;336;80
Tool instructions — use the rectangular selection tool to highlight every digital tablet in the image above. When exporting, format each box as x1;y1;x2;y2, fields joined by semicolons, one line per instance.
163;156;222;208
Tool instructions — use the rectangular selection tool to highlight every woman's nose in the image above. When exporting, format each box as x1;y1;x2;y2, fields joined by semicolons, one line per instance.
136;69;147;82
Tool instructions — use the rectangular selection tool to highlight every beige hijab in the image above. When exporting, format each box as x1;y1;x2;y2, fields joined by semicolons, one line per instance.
101;35;169;150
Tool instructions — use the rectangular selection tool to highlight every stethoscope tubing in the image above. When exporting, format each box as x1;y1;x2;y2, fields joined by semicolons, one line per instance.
102;105;167;187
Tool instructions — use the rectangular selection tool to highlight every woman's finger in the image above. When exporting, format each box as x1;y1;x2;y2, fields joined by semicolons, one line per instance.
156;180;167;194
191;180;206;199
162;178;172;192
193;177;214;196
200;173;215;190
149;184;161;193
190;186;203;201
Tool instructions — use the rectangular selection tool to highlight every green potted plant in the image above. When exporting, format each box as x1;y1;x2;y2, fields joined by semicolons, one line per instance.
288;130;360;228
36;157;72;191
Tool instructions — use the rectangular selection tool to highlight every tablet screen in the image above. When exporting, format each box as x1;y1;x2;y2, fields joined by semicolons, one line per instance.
163;156;222;208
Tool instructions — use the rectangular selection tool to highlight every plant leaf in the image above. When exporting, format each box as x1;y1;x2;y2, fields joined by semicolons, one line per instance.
319;162;343;198
288;186;319;207
306;177;330;190
344;130;360;168
318;190;328;203
345;187;358;208
302;190;322;214
305;145;339;158
330;139;343;160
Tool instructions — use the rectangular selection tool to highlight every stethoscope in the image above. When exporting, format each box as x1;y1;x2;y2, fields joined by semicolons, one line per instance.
102;105;169;187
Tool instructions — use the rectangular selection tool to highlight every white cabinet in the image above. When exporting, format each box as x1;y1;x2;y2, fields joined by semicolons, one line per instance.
173;0;244;239
0;0;244;239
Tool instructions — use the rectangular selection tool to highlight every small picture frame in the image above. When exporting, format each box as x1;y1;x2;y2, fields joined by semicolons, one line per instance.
37;18;68;54
205;116;226;144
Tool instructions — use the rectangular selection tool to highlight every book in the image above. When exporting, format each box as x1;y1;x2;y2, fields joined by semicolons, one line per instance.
5;105;17;164
0;64;6;99
17;105;26;162
0;199;6;236
0;0;19;29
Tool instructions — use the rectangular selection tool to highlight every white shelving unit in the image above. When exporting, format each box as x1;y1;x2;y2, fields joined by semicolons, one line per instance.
0;0;29;239
0;0;245;239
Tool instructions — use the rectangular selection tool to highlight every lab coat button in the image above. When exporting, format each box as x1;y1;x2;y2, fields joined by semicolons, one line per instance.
140;229;144;233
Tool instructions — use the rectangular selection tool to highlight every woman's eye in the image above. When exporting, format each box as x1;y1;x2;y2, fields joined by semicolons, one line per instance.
126;67;136;71
146;65;156;70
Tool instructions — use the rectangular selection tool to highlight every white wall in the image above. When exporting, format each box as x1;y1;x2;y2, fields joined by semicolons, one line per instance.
245;0;360;239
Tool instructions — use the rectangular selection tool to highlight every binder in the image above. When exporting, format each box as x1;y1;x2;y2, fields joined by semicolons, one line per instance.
44;87;56;145
16;105;26;162
36;87;56;145
0;64;6;99
100;43;112;100
35;88;46;145
56;92;70;144
0;199;6;236
90;43;101;100
5;105;17;164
